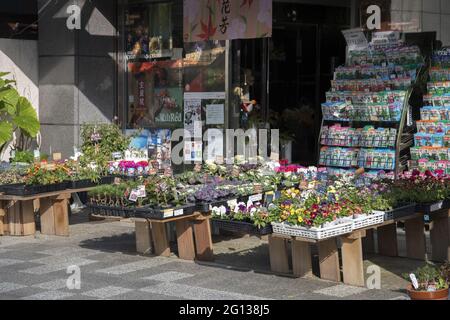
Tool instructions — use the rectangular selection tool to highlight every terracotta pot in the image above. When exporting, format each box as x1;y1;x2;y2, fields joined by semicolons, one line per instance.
406;285;449;300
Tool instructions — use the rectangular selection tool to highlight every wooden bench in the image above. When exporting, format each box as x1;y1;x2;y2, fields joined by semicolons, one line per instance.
268;210;450;287
269;229;366;287
368;210;450;262
134;212;214;262
0;188;92;237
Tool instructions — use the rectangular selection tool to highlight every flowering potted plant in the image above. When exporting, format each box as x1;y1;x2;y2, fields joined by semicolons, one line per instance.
211;201;273;236
2;163;71;196
404;263;449;300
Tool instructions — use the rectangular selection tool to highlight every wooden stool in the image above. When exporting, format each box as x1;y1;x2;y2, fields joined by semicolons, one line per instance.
134;212;214;262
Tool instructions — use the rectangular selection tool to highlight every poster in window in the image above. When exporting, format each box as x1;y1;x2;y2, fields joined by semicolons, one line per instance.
125;3;174;60
183;41;226;93
128;60;183;129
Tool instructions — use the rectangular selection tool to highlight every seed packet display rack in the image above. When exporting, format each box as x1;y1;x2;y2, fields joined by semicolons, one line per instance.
318;68;425;179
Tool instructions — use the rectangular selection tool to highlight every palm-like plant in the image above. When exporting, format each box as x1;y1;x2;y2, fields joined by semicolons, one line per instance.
0;72;40;156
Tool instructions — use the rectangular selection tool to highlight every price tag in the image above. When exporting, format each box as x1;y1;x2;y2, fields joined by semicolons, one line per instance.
163;209;174;218
409;274;419;290
249;194;263;203
174;209;184;217
129;190;138;202
137;185;146;198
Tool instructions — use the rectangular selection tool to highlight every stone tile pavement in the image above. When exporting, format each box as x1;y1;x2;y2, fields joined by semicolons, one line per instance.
0;210;419;300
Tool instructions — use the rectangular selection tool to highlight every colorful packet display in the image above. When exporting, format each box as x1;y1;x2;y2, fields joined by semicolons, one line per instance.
409;159;450;175
423;94;450;106
319;147;359;168
326;90;406;105
427;81;450;95
331;78;412;92
410;147;450;161
413;133;450;148
320;125;397;148
416;120;450;134
432;48;450;69
420;106;450;121
410;52;450;173
357;149;396;170
430;67;450;82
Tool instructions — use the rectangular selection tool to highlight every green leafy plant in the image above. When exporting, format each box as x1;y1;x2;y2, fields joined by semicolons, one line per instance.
79;124;131;172
403;263;448;292
0;72;40;154
10;150;34;164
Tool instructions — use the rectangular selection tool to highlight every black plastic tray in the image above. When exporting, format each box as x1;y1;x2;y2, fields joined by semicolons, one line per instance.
211;219;272;236
195;200;230;214
134;204;196;220
373;203;416;221
1;182;69;196
87;203;136;218
415;200;450;214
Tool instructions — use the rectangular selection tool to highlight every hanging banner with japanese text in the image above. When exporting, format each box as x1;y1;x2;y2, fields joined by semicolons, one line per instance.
183;0;272;42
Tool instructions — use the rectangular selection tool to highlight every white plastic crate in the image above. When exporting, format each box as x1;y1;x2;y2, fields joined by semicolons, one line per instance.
351;212;385;230
271;221;353;240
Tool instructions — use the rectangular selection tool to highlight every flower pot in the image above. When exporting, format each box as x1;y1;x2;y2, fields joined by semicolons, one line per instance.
406;285;449;300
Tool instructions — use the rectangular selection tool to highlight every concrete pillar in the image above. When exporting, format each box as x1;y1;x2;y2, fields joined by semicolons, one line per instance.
38;0;117;158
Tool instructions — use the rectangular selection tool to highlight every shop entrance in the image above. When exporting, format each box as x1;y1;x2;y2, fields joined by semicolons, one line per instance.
269;23;320;165
234;2;350;166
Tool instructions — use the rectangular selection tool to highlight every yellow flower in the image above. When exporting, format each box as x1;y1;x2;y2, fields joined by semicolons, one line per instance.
298;217;303;223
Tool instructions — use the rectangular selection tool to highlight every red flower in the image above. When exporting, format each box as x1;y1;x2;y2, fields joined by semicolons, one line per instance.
196;14;217;41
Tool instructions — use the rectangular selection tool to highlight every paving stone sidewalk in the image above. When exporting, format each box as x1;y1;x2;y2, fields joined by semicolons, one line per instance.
0;210;416;300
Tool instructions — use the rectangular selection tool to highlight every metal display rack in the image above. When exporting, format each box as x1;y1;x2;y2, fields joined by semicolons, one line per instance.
318;66;427;179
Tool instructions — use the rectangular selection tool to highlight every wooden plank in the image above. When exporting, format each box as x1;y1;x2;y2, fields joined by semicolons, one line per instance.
193;216;214;261
20;200;36;236
151;222;171;257
318;238;341;282
39;198;56;235
0;200;5;236
430;214;450;262
135;220;153;254
363;229;375;254
33;199;40;212
4;200;35;236
405;217;426;260
146;212;201;224
268;235;290;274
53;199;69;236
291;240;312;278
341;233;365;287
377;223;398;257
0;188;93;201
175;220;196;261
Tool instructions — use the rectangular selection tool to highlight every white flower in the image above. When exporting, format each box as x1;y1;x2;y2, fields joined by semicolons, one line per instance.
250;207;257;217
219;206;227;216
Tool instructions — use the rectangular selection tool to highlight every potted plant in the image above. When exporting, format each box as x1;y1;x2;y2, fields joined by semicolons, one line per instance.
404;263;449;300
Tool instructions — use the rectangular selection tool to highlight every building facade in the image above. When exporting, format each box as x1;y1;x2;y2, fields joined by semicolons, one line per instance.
1;0;449;162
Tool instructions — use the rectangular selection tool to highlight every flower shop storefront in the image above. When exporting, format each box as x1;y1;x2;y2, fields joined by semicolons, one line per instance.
2;1;450;298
